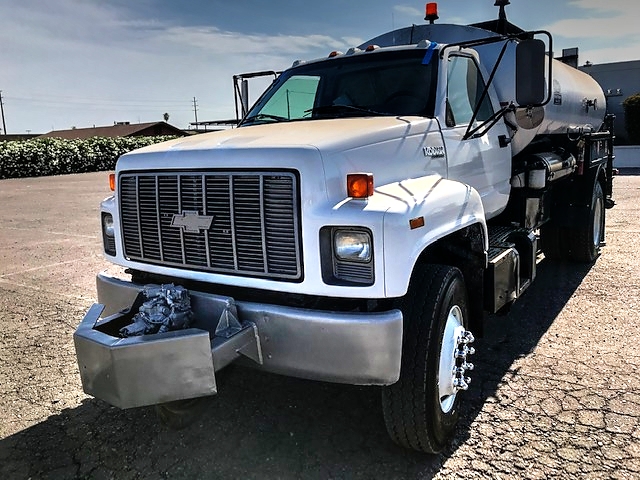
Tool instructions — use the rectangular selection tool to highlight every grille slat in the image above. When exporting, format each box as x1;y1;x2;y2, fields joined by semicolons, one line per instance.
119;171;301;281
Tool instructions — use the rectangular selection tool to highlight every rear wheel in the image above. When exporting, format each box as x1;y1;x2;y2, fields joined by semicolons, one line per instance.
568;180;604;263
382;264;474;453
541;179;605;263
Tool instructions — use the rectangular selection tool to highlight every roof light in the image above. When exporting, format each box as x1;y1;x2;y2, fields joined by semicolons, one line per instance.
109;173;116;191
328;51;343;58
347;173;374;199
365;45;379;52
425;3;439;24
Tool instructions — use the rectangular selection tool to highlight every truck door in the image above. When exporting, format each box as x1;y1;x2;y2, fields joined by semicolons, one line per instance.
441;53;511;219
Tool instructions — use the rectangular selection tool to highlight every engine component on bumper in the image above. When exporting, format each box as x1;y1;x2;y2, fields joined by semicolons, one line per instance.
119;284;193;337
74;303;217;409
74;291;265;409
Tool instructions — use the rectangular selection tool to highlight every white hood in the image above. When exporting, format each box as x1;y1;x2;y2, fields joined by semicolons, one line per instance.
119;117;445;196
130;117;434;155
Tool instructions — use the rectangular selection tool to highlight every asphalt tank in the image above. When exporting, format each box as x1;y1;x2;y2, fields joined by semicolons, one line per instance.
363;22;606;156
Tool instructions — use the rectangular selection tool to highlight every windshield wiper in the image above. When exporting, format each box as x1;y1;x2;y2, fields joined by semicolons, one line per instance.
305;104;386;117
242;113;290;125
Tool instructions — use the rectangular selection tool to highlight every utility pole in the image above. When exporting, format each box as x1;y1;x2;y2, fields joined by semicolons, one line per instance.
0;91;7;135
192;97;199;126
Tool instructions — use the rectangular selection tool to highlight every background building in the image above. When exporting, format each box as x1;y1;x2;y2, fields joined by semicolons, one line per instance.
39;121;187;140
579;59;640;144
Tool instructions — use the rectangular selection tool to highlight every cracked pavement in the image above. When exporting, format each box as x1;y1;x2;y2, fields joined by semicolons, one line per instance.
1;171;639;479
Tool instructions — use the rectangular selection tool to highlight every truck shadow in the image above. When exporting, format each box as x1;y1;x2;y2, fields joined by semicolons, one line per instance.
451;258;593;450
0;259;591;480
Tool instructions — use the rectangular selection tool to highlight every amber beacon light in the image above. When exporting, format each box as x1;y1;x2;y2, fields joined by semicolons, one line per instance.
425;3;439;23
347;173;374;199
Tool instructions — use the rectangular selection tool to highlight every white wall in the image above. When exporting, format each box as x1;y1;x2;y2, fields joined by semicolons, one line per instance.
615;146;640;168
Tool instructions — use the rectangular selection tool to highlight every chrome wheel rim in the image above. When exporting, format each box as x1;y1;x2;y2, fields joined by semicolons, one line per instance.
593;194;603;248
438;305;465;414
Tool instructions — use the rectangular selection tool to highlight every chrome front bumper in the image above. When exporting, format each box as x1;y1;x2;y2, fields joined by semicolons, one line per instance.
74;273;403;409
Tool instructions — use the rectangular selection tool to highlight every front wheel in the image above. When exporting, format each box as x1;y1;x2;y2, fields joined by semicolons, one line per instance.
382;264;475;453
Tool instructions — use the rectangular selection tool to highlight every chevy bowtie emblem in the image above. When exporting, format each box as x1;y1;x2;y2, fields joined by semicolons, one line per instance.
170;211;214;234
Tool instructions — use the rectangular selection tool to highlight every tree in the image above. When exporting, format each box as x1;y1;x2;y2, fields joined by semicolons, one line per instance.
623;93;640;145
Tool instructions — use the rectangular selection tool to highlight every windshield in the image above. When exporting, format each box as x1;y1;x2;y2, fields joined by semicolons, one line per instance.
241;49;438;126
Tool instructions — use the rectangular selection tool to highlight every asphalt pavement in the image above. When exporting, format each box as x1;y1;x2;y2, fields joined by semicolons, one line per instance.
1;171;639;479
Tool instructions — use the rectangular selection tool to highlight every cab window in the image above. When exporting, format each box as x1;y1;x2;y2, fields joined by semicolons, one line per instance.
446;55;494;127
257;75;321;120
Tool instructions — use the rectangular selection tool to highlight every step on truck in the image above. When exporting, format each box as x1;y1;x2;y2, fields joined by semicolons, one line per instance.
74;1;615;453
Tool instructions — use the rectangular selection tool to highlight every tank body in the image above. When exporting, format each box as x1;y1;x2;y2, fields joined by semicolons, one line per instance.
363;24;606;155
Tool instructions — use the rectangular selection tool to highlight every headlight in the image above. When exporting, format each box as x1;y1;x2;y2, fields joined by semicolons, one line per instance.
101;213;116;256
102;213;115;237
334;230;372;263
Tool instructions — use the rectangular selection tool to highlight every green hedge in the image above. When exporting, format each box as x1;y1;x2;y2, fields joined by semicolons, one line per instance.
623;93;640;145
0;136;177;179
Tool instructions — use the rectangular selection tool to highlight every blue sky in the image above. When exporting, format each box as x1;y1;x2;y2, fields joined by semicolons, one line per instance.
1;0;637;134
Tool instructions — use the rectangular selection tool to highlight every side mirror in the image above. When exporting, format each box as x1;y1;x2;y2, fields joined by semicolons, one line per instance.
516;39;546;106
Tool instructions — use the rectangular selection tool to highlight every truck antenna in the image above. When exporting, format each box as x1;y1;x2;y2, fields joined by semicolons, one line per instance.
495;0;510;18
494;0;510;34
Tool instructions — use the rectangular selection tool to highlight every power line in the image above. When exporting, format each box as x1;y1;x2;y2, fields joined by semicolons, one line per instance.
5;95;192;108
193;97;199;124
6;91;190;104
0;91;6;135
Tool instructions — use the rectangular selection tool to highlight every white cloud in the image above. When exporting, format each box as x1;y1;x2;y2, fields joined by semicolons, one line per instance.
0;0;358;133
160;27;349;55
341;37;366;48
567;0;635;13
545;16;640;39
540;0;640;64
393;5;423;18
545;1;640;39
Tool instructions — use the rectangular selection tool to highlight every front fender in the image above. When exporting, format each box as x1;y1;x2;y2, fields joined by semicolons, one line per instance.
376;175;487;297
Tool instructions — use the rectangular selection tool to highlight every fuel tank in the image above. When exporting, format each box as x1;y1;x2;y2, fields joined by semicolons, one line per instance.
363;23;606;155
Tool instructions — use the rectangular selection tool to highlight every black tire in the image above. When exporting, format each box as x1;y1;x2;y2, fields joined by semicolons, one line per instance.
541;180;605;263
382;264;470;453
568;180;605;263
154;397;209;430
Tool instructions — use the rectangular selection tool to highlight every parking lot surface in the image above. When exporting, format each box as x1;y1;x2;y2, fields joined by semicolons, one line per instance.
1;171;639;479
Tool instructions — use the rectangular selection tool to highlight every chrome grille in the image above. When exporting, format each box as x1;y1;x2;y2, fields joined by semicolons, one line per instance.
119;171;302;281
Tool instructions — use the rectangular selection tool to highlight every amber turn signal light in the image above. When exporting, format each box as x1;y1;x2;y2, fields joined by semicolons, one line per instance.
109;173;116;191
347;173;374;199
409;216;425;230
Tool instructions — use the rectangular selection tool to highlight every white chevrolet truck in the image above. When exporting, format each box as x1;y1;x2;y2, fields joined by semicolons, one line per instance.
74;1;615;453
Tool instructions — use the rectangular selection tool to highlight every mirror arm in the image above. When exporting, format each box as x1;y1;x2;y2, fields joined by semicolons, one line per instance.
464;40;513;140
463;103;516;141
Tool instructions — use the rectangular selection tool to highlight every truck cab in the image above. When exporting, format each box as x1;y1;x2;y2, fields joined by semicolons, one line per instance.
240;42;512;218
